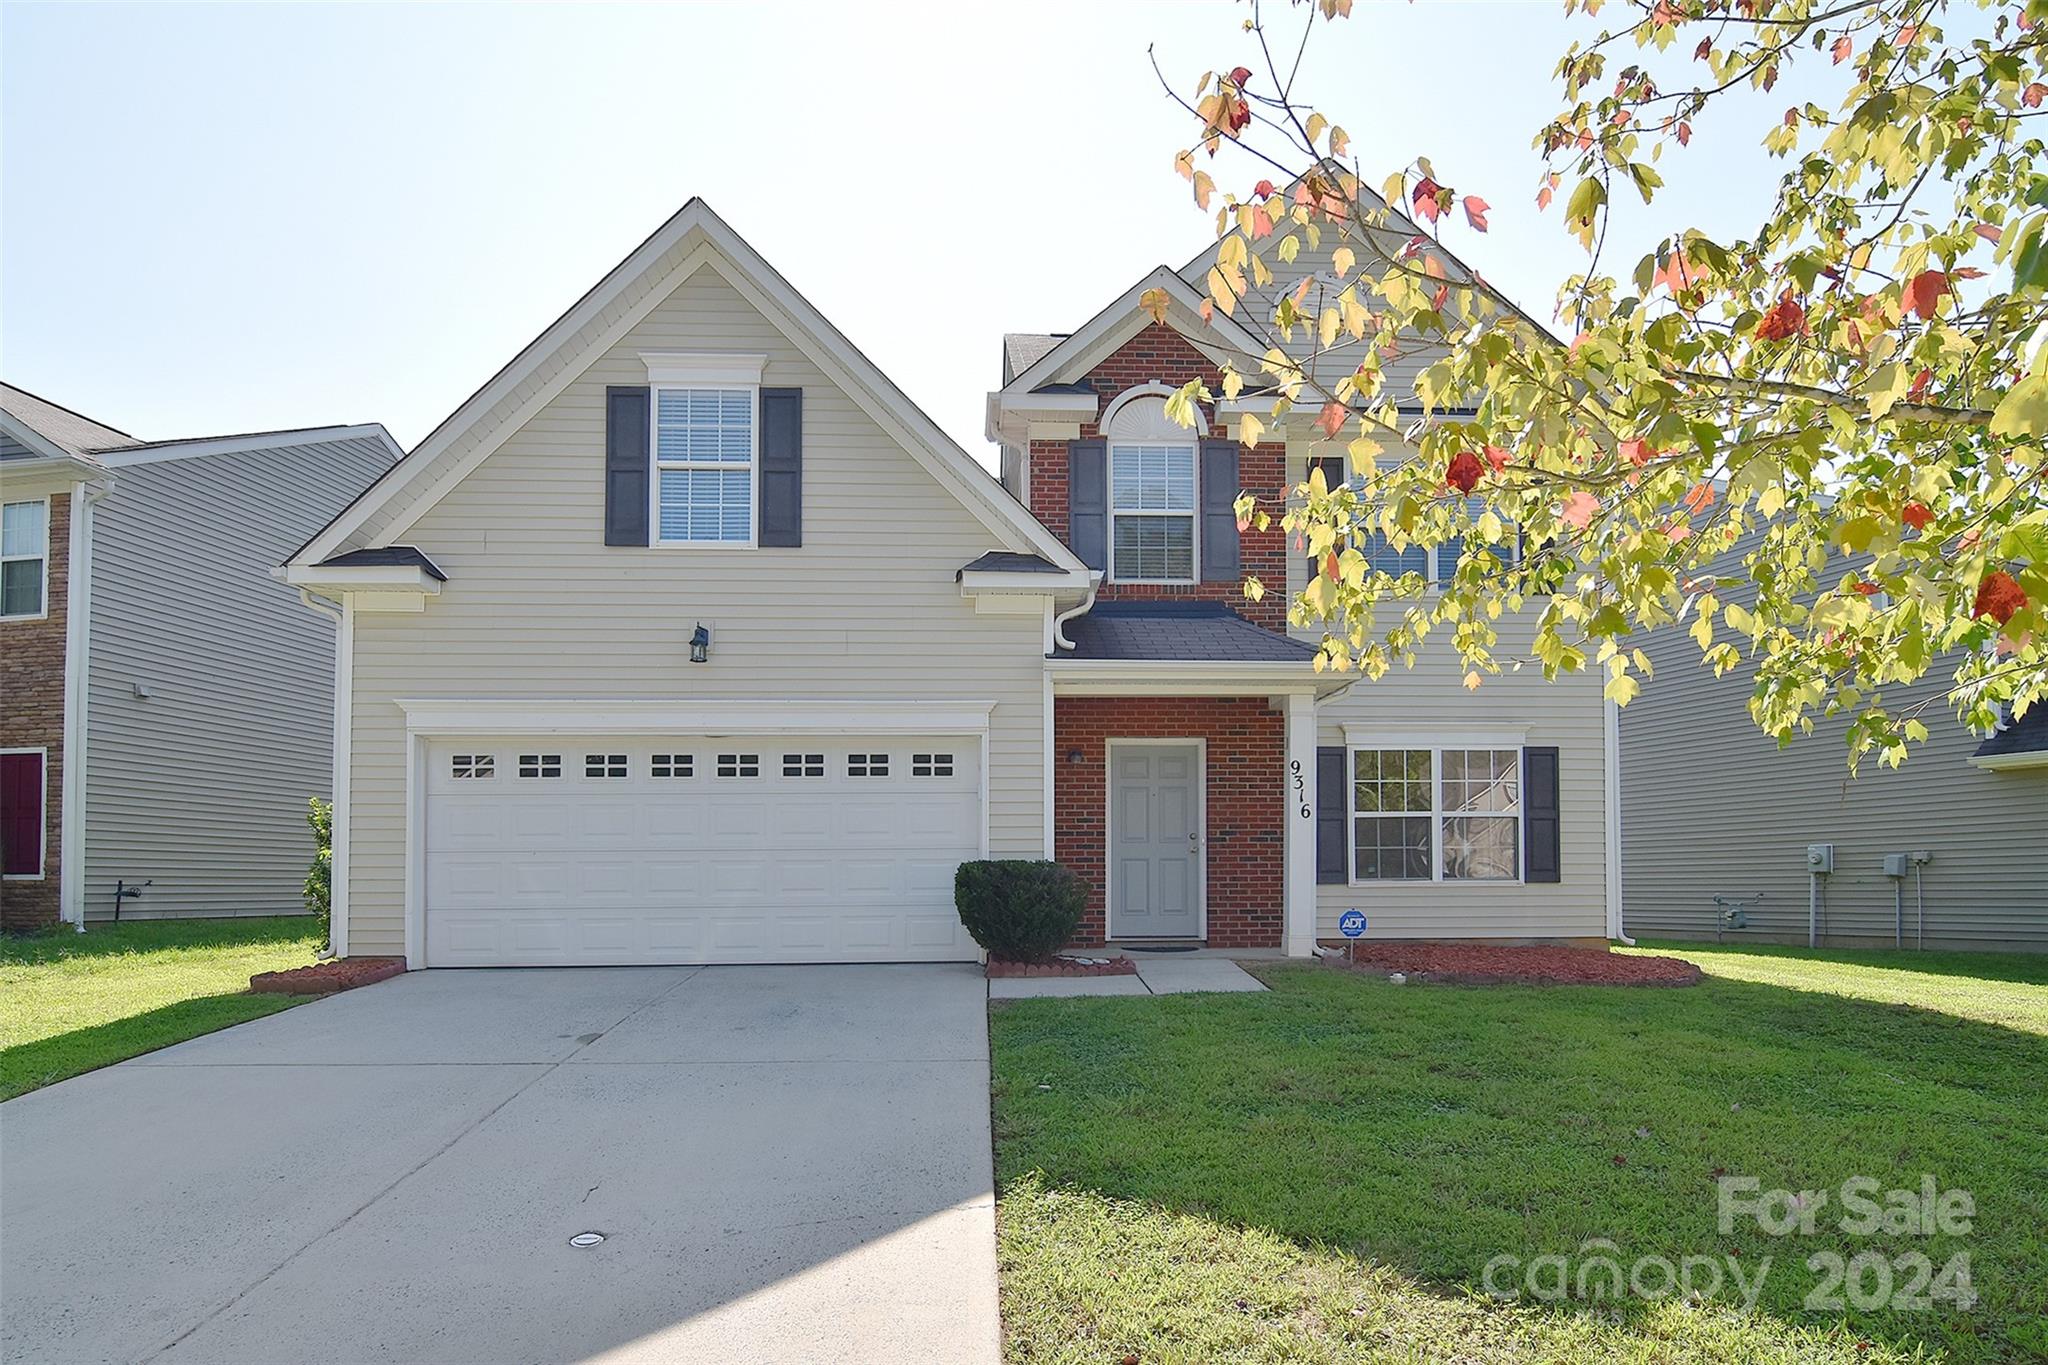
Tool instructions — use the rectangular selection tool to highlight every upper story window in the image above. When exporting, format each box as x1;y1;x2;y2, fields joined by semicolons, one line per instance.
1351;495;1517;585
1;499;49;620
1104;392;1200;583
654;387;754;545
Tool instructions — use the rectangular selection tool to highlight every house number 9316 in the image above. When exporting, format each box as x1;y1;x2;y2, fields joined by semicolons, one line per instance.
1289;758;1310;820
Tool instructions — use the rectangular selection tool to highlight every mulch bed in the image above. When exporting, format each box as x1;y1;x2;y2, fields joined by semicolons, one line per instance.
250;956;406;995
986;953;1138;978
1331;942;1702;987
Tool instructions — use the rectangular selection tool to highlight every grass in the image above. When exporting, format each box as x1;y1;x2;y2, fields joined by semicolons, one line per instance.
990;943;2048;1363
1;916;323;1100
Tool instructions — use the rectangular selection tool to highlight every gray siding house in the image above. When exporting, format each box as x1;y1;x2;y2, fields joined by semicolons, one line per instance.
0;384;401;926
1619;624;2048;952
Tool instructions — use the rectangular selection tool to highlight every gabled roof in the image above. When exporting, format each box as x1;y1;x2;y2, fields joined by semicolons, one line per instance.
94;424;402;469
291;199;1085;576
1002;333;1067;384
0;382;132;466
1061;601;1319;662
995;266;1268;399
317;545;448;581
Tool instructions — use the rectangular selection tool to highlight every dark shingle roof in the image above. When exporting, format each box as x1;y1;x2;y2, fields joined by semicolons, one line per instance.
959;551;1064;577
1060;601;1318;663
317;545;448;581
0;382;133;462
1974;705;2048;761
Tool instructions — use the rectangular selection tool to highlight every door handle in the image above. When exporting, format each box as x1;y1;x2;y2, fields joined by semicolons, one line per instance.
1188;832;1200;850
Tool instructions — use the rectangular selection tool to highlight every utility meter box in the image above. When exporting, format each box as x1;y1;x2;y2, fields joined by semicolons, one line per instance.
1882;853;1909;878
1806;843;1835;874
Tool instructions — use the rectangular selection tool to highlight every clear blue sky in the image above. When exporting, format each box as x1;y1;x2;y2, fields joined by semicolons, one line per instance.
3;1;1796;468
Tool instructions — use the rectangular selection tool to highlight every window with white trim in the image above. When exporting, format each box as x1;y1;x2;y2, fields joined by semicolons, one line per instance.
911;753;954;777
1110;443;1197;581
782;753;824;778
847;753;890;778
451;754;495;779
1343;493;1518;585
518;754;563;779
1;500;49;619
654;388;754;544
651;754;693;778
1350;747;1520;882
584;753;628;778
716;753;760;778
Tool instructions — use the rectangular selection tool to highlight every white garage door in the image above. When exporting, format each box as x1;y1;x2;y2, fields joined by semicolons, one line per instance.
423;735;982;966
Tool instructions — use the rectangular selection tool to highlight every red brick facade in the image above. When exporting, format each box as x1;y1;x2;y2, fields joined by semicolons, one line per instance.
1;491;69;930
1054;695;1285;949
1027;324;1292;631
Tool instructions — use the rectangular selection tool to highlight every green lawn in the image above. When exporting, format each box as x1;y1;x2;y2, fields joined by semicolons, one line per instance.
990;944;2048;1364
1;916;323;1100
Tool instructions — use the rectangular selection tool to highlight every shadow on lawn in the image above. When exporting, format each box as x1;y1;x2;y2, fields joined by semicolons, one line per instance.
990;967;2048;1364
0;992;297;1100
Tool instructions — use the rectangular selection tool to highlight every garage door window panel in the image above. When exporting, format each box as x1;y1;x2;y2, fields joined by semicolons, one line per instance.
584;754;629;779
652;754;693;778
848;753;890;778
519;754;563;779
451;754;496;780
716;753;760;778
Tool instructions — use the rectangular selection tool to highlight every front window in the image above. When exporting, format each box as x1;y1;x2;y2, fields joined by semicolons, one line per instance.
654;388;754;544
1351;746;1521;882
2;500;49;619
1110;442;1196;581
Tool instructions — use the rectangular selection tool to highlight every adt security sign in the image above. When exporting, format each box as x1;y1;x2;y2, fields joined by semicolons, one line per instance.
1339;910;1367;938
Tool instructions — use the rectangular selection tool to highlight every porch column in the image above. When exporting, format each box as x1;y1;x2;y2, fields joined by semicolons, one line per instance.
1283;691;1318;957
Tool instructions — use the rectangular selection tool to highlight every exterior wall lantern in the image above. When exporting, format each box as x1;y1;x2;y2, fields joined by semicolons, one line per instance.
689;623;711;664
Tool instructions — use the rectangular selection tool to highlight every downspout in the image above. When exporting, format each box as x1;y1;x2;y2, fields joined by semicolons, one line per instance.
59;477;111;932
1603;693;1634;945
1050;572;1101;652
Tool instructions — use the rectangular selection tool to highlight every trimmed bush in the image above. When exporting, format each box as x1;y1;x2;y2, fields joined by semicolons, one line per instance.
955;860;1086;963
305;797;332;948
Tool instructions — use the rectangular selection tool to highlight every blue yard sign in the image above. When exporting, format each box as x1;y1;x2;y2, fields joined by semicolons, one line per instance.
1339;910;1366;938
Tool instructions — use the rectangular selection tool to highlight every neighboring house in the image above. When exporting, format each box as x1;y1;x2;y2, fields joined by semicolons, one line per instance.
0;384;401;929
284;199;1616;970
1620;625;2047;952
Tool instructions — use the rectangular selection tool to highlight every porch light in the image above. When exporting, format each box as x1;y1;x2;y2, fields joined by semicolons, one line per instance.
689;623;711;663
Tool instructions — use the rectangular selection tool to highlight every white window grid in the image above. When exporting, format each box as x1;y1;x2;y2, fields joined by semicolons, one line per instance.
911;753;955;777
1108;442;1198;583
1348;746;1522;883
781;753;825;778
518;754;563;779
652;387;756;546
651;754;694;778
847;753;890;778
584;753;629;779
451;754;495;779
716;753;761;779
1;498;49;620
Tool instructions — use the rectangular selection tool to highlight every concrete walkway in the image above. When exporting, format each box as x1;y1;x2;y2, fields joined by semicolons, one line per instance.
989;955;1268;999
0;965;999;1365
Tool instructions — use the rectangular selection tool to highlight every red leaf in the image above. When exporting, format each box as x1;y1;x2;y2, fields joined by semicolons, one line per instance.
1482;445;1512;473
1560;490;1600;530
1907;368;1933;400
1446;451;1484;494
1322;551;1340;583
1432;283;1449;312
1536;182;1555;210
1831;34;1853;64
1228;66;1253;87
1575;127;1594;151
1253;178;1276;198
2024;83;2047;109
1754;290;1806;341
1903;269;1950;320
1973;570;2027;626
1682;481;1715;514
1900;502;1933;530
1853;581;1881;596
1315;401;1349;438
1620;438;1656;468
1651;0;1681;26
1462;195;1490;232
1411;176;1445;223
1676;121;1692;146
1693;36;1712;60
1784;106;1799;128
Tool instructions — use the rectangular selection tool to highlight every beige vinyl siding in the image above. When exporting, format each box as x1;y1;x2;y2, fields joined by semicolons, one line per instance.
81;437;398;919
1621;637;2048;952
1283;459;1610;941
342;267;1047;959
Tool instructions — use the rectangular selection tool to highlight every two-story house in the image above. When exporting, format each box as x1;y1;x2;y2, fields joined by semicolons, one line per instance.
284;200;1616;969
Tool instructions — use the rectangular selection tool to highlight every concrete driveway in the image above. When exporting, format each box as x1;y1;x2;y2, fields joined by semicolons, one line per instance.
0;965;998;1364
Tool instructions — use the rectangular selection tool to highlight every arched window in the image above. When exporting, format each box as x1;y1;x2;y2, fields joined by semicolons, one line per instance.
1102;389;1202;583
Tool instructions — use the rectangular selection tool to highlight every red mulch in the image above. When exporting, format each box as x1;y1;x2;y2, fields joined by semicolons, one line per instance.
250;956;406;995
1332;942;1701;987
986;954;1138;978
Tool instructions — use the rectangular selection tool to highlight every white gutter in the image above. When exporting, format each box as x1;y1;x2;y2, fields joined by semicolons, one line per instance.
1604;693;1634;945
58;477;111;930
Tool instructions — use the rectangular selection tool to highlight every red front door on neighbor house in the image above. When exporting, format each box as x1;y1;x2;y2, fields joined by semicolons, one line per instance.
1;749;46;878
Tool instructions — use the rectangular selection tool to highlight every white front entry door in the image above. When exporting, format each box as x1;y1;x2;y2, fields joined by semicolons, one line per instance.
422;735;981;966
1109;742;1203;939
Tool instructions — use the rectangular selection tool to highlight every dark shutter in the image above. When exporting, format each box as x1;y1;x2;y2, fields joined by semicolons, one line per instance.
0;750;43;877
1316;745;1348;884
1523;745;1561;883
1199;439;1241;583
759;387;803;547
604;385;650;546
1306;455;1345;583
1067;438;1107;572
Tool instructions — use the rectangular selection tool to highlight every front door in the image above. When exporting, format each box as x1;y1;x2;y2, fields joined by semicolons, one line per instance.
1110;742;1202;939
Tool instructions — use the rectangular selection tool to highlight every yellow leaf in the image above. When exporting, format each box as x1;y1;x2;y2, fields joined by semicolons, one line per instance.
1139;287;1171;325
1347;435;1381;478
1463;670;1483;691
1207;267;1237;315
1332;245;1355;278
1238;412;1265;447
1277;234;1300;264
1329;125;1350;158
1305;112;1328;147
1319;307;1340;349
1193;170;1215;210
1221;369;1245;401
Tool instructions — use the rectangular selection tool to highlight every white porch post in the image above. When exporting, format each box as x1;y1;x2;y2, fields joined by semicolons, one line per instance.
1283;691;1318;957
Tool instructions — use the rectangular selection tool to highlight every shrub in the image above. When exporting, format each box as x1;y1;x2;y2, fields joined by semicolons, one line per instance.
955;860;1086;963
305;797;332;947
